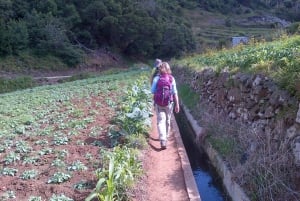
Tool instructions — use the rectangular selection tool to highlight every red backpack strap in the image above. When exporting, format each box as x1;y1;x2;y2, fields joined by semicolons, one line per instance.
169;75;173;82
167;74;173;86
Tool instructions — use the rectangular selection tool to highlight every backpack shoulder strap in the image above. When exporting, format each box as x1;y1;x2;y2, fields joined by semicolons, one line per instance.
169;74;173;82
167;74;173;85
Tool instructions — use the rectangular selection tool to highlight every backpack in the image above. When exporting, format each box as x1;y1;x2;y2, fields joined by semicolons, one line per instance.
154;74;173;106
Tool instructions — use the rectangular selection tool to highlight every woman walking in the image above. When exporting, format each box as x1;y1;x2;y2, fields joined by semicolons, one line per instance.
151;62;180;149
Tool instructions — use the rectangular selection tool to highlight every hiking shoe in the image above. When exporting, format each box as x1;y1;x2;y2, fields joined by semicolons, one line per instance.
161;140;167;149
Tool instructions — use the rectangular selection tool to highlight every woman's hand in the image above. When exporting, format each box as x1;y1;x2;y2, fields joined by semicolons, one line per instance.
174;103;180;113
173;94;180;113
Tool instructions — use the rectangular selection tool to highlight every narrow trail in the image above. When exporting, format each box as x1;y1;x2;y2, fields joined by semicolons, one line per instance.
136;111;200;201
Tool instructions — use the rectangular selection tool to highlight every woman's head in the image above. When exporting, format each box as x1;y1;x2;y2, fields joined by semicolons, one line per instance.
159;62;172;74
154;59;162;68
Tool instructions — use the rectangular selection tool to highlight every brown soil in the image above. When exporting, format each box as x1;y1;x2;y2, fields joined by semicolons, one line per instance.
0;99;189;201
0;95;115;201
132;112;190;201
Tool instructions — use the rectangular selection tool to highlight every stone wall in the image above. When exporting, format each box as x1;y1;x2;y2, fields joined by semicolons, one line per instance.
173;66;300;167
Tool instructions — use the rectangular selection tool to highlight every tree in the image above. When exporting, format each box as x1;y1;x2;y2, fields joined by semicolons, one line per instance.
0;19;10;55
0;0;13;22
156;22;195;57
35;0;58;15
61;4;81;29
6;19;29;54
120;12;163;56
12;0;30;19
24;10;83;66
0;19;28;55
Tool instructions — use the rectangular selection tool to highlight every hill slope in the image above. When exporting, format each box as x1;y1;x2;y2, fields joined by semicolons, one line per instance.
183;7;292;52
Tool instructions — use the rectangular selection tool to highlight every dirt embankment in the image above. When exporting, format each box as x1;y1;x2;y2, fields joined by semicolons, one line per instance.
0;49;129;85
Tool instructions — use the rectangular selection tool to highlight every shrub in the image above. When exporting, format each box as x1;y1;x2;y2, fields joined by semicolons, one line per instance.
0;76;36;94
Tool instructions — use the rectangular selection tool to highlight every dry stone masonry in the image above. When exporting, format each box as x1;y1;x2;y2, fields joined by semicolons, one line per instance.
173;66;300;167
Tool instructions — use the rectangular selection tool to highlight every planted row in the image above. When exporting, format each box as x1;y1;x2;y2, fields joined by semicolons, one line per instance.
0;70;146;200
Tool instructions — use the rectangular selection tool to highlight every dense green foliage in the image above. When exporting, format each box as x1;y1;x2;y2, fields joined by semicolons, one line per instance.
174;35;300;97
0;0;196;67
0;76;36;93
0;0;299;71
87;76;152;200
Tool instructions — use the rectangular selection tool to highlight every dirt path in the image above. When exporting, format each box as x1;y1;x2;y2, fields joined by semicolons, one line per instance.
134;111;200;201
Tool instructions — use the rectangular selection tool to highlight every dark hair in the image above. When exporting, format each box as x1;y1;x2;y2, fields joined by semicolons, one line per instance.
154;59;162;68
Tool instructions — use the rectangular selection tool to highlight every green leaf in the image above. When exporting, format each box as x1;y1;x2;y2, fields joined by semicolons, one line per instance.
95;178;106;191
84;192;98;201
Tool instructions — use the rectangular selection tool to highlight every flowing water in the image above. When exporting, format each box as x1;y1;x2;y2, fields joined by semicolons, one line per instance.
175;112;231;201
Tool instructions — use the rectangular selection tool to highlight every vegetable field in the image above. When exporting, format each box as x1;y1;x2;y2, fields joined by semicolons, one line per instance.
0;69;152;201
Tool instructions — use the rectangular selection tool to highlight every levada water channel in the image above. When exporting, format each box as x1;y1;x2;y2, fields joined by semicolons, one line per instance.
174;110;232;201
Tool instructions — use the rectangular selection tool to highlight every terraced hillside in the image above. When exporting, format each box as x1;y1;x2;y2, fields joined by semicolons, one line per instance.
184;9;289;51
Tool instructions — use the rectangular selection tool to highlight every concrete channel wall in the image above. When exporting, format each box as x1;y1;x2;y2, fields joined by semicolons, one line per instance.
172;114;202;201
182;105;251;201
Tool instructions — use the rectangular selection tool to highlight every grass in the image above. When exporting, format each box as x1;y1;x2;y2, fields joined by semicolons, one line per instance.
0;51;68;72
178;84;199;110
174;34;300;97
207;136;236;157
0;76;36;94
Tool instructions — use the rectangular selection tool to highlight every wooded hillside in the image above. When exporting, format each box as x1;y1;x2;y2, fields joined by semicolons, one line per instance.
0;0;299;69
0;0;195;66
